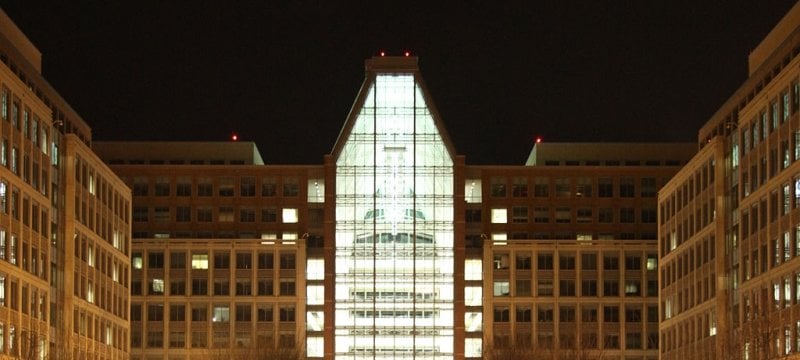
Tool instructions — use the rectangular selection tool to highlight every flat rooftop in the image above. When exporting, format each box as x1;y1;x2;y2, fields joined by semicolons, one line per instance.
525;142;697;166
93;141;265;165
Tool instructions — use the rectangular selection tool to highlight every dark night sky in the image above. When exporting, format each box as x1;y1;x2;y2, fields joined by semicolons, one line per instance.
0;1;796;164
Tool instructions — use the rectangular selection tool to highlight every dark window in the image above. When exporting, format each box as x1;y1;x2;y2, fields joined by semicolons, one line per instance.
236;280;252;295
537;254;553;270
257;306;273;322
170;305;185;321
603;306;619;322
148;304;164;321
559;255;575;270
598;178;613;197
491;177;506;197
620;208;635;223
581;253;597;270
240;177;256;197
494;306;510;322
516;306;532;322
619;177;635;197
625;256;641;270
258;253;274;269
280;280;296;296
214;252;230;269
257;279;274;295
603;280;619;297
559;280;575;296
280;254;295;269
170;280;185;296
603;255;619;270
282;178;299;197
236;253;252;269
176;207;191;222
192;279;207;295
235;304;251;321
149;252;164;268
516;253;531;269
213;280;229;295
582;280;597;296
279;306;295;322
191;306;207;321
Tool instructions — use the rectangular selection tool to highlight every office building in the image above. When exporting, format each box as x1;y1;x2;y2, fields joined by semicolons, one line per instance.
659;2;800;360
95;56;693;360
0;8;132;360
4;2;800;360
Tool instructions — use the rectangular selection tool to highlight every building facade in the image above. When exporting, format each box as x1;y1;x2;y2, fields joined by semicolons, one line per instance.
4;2;800;360
658;2;800;360
0;8;132;360
95;55;694;360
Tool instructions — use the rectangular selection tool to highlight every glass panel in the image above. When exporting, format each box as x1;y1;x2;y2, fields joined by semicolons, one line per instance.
334;74;454;358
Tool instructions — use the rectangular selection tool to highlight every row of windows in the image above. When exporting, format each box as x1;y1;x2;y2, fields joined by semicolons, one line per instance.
738;140;800;200
0;273;46;320
130;328;297;349
130;176;301;198
74;272;127;320
469;232;657;246
492;303;658;324
483;206;657;225
742;227;800;282
132;277;297;297
740;81;800;155
660;309;716;355
486;176;659;199
131;303;295;323
661;273;715;321
661;235;715;288
493;278;658;298
492;252;657;271
132;251;295;270
491;330;658;352
74;155;128;216
73;306;128;351
740;182;799;240
660;158;715;223
132;206;299;224
0;181;50;239
75;234;128;287
661;197;716;254
0;229;46;281
0;86;51;160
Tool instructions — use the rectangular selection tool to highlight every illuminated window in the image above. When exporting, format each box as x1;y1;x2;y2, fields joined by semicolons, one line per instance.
465;338;482;357
132;253;143;269
465;180;482;203
465;286;482;306
491;208;507;223
306;259;324;280
307;179;324;203
282;208;298;223
646;255;657;271
212;306;229;323
465;313;482;333
150;279;164;294
493;281;510;296
307;285;324;305
191;253;208;269
307;336;323;357
465;260;482;281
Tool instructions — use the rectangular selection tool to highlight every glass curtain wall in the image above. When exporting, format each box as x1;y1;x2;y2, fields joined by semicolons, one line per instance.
335;73;454;359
